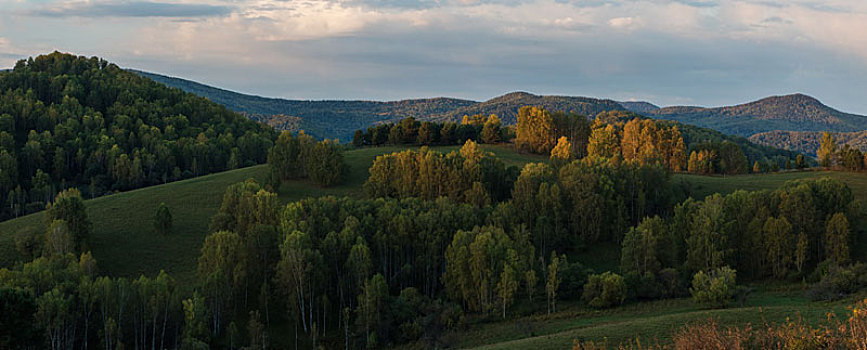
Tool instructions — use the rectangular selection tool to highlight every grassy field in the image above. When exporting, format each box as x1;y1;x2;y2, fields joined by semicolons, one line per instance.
676;170;867;203
453;288;864;350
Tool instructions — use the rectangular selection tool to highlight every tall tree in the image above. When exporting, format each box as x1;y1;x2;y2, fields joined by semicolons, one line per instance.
817;132;837;168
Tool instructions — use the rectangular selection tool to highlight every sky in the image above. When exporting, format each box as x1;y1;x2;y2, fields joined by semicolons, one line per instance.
1;0;867;114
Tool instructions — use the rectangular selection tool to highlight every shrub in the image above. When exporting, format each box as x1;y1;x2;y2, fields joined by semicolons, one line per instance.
808;263;867;301
154;202;172;235
583;272;627;309
690;266;737;309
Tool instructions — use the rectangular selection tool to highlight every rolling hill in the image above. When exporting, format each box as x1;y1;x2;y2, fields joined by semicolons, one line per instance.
643;94;867;137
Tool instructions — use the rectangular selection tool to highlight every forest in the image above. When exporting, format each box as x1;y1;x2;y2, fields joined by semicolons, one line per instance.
0;52;276;221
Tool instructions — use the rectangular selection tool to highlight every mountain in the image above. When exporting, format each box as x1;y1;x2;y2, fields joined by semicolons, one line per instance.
619;101;660;114
646;94;867;137
132;70;476;141
749;130;867;156
427;91;627;124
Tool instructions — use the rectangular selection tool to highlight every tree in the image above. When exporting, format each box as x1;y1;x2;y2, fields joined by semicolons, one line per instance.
817;132;837;168
546;253;561;314
197;231;247;334
46;188;91;251
824;213;851;265
690;266;737;309
549;136;573;168
276;230;322;334
515;107;555;153
496;264;518;319
44;220;73;257
357;274;388;348
763;216;793;278
582;272;627;309
481;115;502;144
154;202;172;235
268;131;302;180
620;216;665;277
307;140;347;187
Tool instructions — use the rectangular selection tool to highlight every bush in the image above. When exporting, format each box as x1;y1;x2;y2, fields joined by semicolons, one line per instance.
690;266;737;309
583;272;627;309
808;263;867;301
154;202;172;235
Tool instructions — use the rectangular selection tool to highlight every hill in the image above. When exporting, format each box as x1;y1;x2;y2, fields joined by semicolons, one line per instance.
749;130;867;156
427;91;627;124
647;94;867;137
619;101;660;114
132;70;476;140
0;52;275;222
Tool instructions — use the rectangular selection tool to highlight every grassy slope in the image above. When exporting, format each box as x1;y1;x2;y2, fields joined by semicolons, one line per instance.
457;288;862;350
0;144;544;285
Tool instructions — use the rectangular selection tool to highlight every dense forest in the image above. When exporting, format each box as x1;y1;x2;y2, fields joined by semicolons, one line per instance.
0;53;276;221
2;144;863;349
750;130;867;156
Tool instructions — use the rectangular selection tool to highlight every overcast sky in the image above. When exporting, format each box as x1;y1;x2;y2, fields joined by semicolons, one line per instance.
1;0;866;114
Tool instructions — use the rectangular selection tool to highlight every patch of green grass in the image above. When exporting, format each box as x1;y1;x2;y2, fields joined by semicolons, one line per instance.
676;170;867;203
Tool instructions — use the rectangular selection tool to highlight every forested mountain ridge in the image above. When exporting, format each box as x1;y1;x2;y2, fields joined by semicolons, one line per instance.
132;70;477;141
645;94;867;137
0;52;276;221
618;101;660;114
427;91;628;124
750;130;867;156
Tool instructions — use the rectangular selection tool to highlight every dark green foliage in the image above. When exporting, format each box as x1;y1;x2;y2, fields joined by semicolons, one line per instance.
690;266;737;309
582;272;627;309
364;140;518;203
45;188;90;251
0;52;275;221
307;140;347;186
0;287;41;349
750;130;867;157
154;202;172;235
807;263;867;301
267;132;347;187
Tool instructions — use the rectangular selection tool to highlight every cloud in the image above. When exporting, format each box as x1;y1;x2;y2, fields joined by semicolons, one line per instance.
4;0;867;113
28;1;232;18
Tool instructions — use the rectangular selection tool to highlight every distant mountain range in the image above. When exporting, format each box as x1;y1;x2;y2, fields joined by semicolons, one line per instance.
428;92;627;124
133;71;867;153
132;70;476;140
623;94;867;137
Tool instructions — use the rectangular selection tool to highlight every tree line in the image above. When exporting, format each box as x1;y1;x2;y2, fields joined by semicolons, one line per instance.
363;140;518;205
817;131;867;171
352;115;505;147
266;131;348;188
0;52;276;222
